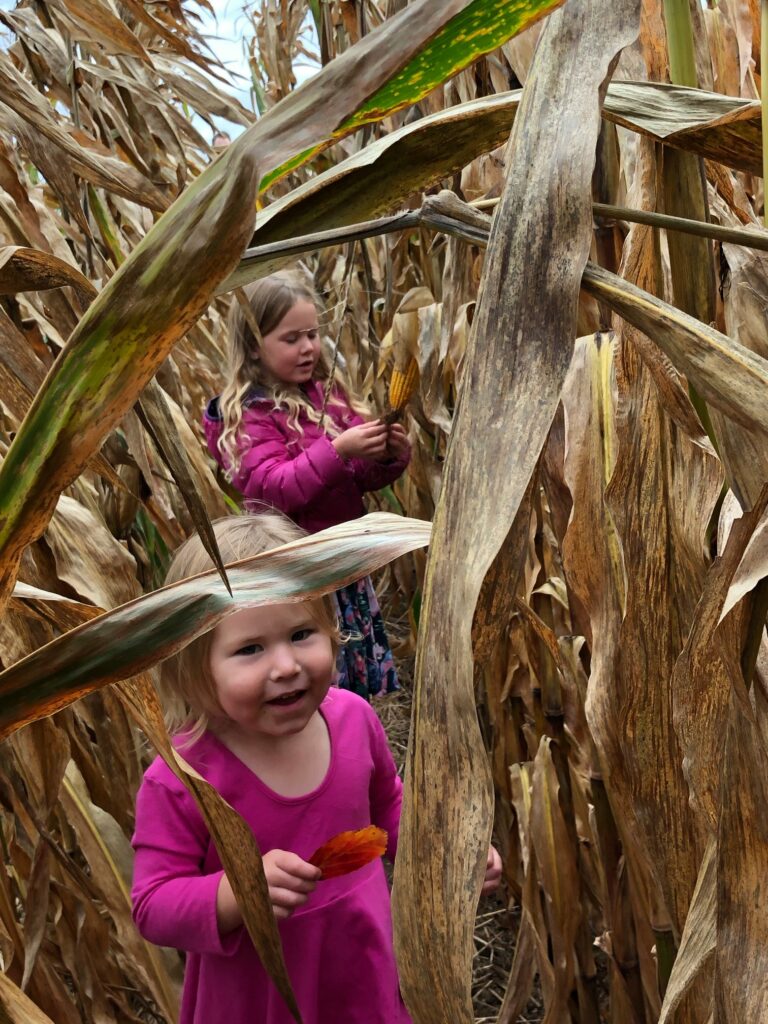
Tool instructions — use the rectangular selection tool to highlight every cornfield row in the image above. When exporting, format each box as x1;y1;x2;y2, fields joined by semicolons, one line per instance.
1;0;768;1021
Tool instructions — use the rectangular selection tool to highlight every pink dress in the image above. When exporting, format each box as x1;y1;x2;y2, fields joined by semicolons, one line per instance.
131;689;411;1024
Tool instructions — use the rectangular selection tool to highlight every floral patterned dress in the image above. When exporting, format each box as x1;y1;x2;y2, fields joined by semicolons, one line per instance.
334;576;399;699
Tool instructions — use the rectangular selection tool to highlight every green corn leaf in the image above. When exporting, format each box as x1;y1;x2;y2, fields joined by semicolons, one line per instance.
258;0;565;191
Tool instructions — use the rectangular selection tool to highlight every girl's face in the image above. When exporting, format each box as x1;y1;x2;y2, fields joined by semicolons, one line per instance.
208;601;335;742
257;299;321;386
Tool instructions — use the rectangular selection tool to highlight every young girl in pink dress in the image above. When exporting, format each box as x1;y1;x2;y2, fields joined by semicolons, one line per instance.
203;272;410;701
131;513;501;1024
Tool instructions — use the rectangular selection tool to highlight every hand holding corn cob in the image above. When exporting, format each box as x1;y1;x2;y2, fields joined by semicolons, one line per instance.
332;420;389;460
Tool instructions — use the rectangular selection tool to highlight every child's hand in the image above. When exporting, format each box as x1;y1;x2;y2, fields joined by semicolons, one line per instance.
385;423;409;459
332;421;388;461
215;850;320;932
481;845;502;895
262;849;321;920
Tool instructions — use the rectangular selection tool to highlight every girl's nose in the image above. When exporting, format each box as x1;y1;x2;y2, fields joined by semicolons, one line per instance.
270;644;300;679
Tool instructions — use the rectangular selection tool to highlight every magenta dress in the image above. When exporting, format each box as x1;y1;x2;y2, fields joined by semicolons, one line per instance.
131;689;411;1024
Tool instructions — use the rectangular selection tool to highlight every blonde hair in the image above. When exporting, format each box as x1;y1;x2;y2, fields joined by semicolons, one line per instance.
158;511;341;745
218;271;365;481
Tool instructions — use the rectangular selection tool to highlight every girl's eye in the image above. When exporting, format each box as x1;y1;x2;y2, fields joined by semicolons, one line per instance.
235;643;263;656
307;330;319;341
292;627;316;642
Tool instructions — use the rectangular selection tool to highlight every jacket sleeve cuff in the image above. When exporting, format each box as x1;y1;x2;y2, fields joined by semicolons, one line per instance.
307;435;354;487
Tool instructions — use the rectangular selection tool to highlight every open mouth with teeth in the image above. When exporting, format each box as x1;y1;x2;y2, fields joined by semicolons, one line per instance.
266;690;306;707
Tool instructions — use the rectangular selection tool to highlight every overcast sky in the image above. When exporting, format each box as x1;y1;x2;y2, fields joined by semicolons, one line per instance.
197;0;255;134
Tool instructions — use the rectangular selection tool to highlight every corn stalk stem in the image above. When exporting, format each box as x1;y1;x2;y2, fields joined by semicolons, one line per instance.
232;201;768;293
490;197;768;252
590;775;646;1014
654;927;678;1000
526;563;601;1023
592;202;768;251
662;0;698;88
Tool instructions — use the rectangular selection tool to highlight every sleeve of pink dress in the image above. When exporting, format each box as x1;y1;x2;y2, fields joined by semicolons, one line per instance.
131;776;240;956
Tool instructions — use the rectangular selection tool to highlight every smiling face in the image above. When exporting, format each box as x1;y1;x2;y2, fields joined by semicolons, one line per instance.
208;601;336;743
257;298;321;386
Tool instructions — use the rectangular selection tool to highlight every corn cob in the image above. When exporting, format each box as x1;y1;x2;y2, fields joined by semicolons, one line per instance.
388;358;418;412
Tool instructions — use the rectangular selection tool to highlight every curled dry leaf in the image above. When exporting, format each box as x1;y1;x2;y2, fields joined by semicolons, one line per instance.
0;245;97;303
309;826;388;879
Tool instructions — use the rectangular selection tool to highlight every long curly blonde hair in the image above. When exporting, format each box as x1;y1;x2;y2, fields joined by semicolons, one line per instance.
218;272;365;481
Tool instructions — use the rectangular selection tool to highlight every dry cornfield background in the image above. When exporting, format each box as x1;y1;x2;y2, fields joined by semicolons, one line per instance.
2;0;768;1021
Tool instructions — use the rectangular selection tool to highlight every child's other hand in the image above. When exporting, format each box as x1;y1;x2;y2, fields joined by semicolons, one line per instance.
332;421;388;461
263;849;321;920
481;845;502;896
385;423;409;458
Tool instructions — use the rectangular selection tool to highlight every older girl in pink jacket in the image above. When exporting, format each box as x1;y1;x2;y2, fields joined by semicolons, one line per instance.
204;271;411;700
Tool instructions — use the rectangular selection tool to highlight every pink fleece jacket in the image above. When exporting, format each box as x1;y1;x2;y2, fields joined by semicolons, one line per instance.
203;381;410;533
